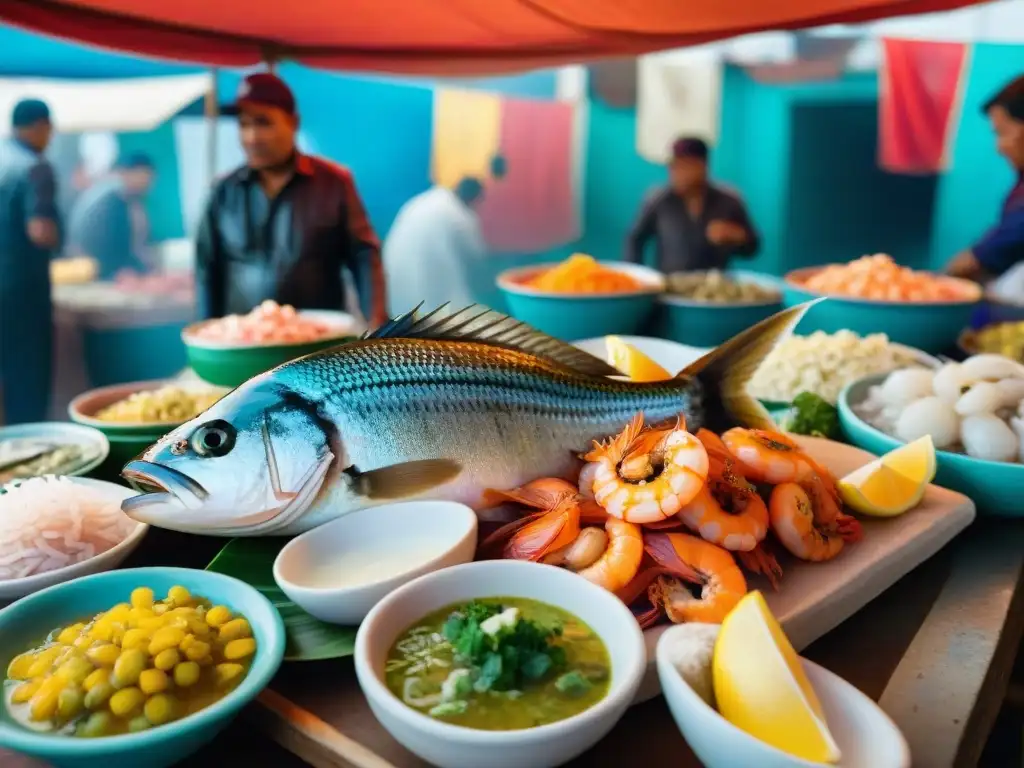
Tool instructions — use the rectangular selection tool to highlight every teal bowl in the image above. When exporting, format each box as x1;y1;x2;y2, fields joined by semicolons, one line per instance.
783;267;981;354
0;567;285;768
839;372;1022;516
658;270;783;347
496;262;665;341
183;310;363;388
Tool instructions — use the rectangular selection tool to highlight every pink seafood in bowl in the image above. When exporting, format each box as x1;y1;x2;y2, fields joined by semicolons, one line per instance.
192;300;336;345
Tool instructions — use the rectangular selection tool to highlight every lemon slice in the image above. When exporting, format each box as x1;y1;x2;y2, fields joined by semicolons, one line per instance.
713;591;841;763
605;336;673;382
837;435;935;517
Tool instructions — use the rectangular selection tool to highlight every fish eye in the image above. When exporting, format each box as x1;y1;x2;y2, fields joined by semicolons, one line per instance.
191;420;236;458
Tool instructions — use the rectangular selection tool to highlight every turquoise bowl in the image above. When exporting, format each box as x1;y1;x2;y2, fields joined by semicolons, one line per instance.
658;270;783;347
839;372;1022;516
496;262;665;341
783;267;981;354
0;567;285;768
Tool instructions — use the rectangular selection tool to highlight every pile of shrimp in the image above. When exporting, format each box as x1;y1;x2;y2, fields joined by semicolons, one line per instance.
479;413;863;628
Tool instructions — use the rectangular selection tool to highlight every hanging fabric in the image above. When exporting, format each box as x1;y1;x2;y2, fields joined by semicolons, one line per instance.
475;98;579;252
431;89;502;189
878;38;971;175
636;52;723;164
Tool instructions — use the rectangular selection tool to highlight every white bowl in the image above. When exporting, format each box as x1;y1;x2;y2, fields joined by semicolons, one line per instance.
0;477;147;603
354;559;646;768
656;625;910;768
273;501;478;625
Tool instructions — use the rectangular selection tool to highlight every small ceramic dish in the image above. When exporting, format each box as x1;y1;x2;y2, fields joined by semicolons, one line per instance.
0;477;147;603
354;559;646;768
273;501;478;625
0;422;110;481
656;624;910;767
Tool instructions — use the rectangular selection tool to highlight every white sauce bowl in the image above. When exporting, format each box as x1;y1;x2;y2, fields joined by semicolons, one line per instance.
354;559;646;768
272;501;478;625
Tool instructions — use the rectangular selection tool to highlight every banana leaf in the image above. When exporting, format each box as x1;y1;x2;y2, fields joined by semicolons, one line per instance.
206;537;356;661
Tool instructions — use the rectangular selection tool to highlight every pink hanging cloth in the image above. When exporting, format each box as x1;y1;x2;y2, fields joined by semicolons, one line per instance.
476;97;579;252
879;38;971;174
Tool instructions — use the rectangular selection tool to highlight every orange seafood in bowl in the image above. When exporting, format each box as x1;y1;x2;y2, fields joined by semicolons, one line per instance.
525;254;646;295
794;254;980;303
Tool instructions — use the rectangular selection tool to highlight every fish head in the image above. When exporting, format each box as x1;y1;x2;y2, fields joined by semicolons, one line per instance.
121;375;335;535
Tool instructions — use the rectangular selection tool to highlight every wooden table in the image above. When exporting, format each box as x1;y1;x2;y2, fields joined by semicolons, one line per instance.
5;520;1024;768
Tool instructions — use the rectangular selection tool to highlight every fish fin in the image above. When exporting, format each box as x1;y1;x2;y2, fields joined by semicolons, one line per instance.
680;299;825;430
346;458;462;500
363;304;620;378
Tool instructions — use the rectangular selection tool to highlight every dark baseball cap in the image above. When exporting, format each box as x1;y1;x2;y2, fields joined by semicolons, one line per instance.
11;99;51;129
671;137;709;161
221;73;296;117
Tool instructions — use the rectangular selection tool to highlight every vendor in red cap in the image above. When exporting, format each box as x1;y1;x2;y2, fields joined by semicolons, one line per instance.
625;137;759;273
196;72;387;326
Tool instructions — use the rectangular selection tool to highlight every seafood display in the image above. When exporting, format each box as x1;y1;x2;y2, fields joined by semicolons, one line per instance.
120;302;810;537
3;585;256;736
665;271;779;304
747;329;923;405
93;386;223;425
961;320;1024;361
189;300;340;345
855;354;1024;462
524;254;645;294
795;253;978;302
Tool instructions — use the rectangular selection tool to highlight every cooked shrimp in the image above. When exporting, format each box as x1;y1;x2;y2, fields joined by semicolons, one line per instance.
585;413;709;524
482;477;579;510
502;495;581;561
643;532;747;624
572;518;644;592
721;427;815;484
769;482;844;562
542;526;609;570
578;463;599;500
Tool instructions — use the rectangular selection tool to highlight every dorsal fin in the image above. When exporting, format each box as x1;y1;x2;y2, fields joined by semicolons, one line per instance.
363;304;620;378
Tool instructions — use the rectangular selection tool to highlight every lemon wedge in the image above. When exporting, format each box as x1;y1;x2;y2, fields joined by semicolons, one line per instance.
605;336;673;382
713;591;841;763
837;435;935;517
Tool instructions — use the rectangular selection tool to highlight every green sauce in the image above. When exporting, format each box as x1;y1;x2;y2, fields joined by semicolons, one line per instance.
384;597;611;731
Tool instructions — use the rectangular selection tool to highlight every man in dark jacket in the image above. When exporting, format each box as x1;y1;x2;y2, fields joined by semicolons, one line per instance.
196;73;387;326
625;137;759;273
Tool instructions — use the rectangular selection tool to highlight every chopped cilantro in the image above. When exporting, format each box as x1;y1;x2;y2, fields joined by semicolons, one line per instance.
554;670;592;697
429;700;469;717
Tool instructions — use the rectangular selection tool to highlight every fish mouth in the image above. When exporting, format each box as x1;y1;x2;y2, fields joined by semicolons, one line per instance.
122;460;209;515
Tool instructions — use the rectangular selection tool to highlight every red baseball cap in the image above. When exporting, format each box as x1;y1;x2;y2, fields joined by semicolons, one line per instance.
221;73;296;117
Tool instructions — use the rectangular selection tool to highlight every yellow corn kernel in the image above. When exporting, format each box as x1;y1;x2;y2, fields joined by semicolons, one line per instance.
179;633;195;652
223;638;256;661
26;647;60;678
72;635;94;651
11;680;41;704
7;652;37;680
110;627;126;647
58;687;85;719
152;603;169;616
138;668;169;695
218;618;251;642
88;622;115;643
148;627;186;656
186;617;211;638
172;661;200;687
153;648;180;671
109;687;144;718
137;616;165;632
112;648;147;687
127;608;154;629
143;693;178;726
214;663;244;688
130;587;155;610
83;681;114;710
56;623;86;645
78;711;112;738
184;640;211;663
167;586;191;606
56;656;93;685
106;603;132;622
120;628;150;650
86;644;120;668
128;716;151;733
29;677;64;722
205;605;232;628
83;668;109;692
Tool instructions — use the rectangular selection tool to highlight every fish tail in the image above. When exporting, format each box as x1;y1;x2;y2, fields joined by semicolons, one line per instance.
679;299;825;430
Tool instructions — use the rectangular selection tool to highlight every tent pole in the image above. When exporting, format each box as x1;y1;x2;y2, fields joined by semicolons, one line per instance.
204;68;219;188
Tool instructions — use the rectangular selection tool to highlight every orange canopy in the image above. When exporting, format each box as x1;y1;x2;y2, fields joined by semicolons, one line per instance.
2;0;989;75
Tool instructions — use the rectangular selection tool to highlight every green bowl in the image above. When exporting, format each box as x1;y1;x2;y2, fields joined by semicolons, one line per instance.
497;262;665;341
657;270;783;347
783;267;981;354
183;310;362;388
838;372;1021;516
0;567;285;768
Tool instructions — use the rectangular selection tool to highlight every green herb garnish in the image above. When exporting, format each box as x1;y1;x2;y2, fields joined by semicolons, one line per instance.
554;670;592;698
784;392;840;439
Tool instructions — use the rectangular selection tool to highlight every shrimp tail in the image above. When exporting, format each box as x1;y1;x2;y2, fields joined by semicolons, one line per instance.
736;545;783;591
503;497;581;561
481;477;578;510
642;532;703;584
477;511;545;556
583;412;645;463
835;513;864;543
679;299;824;431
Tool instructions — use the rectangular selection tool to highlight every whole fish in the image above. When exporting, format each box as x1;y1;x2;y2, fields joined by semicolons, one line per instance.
121;301;819;536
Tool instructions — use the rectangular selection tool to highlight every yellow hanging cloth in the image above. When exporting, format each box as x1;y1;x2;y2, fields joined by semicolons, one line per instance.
431;88;503;189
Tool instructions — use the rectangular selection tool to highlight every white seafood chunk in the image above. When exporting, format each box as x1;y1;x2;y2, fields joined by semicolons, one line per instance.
961;414;1018;462
995;378;1024;410
878;368;935;407
895;397;959;449
955;381;1002;416
932;363;967;405
960;354;1024;382
1011;416;1024;463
